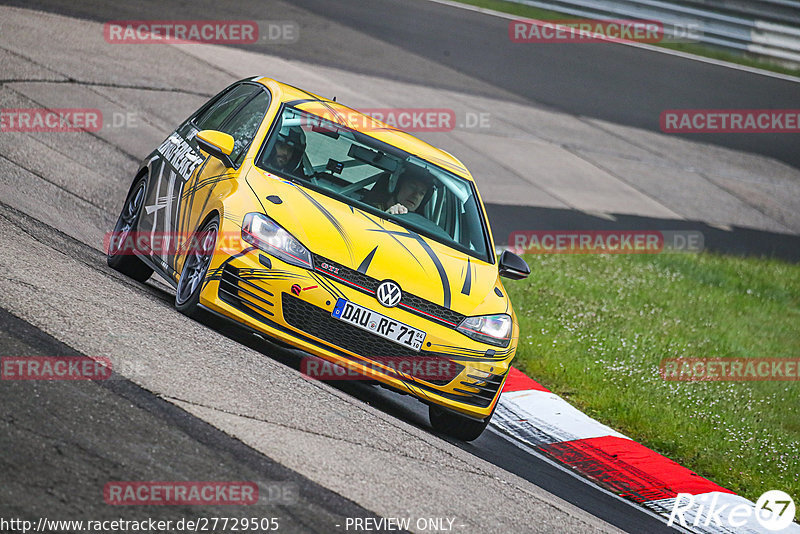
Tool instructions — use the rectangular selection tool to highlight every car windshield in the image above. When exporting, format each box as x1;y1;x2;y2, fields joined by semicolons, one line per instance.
255;105;492;262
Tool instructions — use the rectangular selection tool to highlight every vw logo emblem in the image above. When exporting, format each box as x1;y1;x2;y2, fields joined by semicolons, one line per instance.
376;280;402;308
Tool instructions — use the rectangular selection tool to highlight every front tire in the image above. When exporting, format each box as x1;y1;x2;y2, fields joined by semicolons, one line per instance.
175;216;219;318
429;404;492;442
107;174;153;282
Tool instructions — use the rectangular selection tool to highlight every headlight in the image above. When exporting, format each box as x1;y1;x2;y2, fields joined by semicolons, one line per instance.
457;314;512;347
242;212;312;269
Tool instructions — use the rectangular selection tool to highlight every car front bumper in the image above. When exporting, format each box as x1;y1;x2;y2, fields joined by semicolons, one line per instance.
199;238;516;420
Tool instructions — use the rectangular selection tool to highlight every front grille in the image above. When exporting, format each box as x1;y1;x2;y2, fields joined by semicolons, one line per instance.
218;265;275;318
312;254;465;327
281;293;462;386
399;292;463;327
313;255;375;292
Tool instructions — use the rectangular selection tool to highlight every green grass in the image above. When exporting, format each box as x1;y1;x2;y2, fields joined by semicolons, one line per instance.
453;0;800;77
505;252;800;502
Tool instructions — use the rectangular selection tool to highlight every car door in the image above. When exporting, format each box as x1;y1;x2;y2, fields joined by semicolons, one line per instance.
173;85;272;278
139;83;269;279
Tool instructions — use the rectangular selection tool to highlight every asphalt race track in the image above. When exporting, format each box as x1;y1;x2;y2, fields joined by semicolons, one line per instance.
9;0;800;169
0;1;797;533
0;308;385;532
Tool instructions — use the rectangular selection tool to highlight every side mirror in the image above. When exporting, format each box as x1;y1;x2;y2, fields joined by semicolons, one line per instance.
196;130;235;168
499;249;530;280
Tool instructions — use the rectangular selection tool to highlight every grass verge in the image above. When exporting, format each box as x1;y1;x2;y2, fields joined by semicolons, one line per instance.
451;0;800;77
505;252;800;502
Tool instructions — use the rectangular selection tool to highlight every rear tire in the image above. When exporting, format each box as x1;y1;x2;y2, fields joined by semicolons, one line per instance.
107;174;153;282
175;216;219;319
429;404;491;442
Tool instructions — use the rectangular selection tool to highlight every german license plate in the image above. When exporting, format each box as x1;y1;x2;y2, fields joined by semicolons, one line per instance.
332;298;426;351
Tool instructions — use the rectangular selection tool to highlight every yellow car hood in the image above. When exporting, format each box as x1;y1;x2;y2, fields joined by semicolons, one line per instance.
246;171;507;317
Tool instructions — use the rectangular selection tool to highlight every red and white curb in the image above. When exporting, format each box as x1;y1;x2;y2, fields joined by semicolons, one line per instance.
492;368;800;533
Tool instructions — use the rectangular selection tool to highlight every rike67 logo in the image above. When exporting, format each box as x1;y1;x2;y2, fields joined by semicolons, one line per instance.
668;490;797;531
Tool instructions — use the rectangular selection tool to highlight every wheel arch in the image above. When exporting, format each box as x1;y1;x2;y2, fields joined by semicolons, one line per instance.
174;209;222;282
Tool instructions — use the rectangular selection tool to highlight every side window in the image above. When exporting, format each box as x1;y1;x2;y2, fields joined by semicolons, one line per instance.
219;91;271;164
193;84;260;132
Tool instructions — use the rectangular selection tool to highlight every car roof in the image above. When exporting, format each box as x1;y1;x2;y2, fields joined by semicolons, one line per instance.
252;77;473;180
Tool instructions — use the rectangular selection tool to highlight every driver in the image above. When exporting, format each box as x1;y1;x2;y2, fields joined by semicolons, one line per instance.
264;126;306;176
371;167;434;215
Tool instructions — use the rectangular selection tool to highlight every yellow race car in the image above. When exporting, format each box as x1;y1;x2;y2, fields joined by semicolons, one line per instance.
107;77;530;441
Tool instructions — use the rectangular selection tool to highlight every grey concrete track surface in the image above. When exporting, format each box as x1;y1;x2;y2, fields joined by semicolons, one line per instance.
0;6;625;534
286;0;800;170
0;307;389;532
3;2;800;244
7;0;800;170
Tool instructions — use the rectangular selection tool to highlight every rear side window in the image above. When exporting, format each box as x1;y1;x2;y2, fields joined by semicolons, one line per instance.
193;84;260;131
